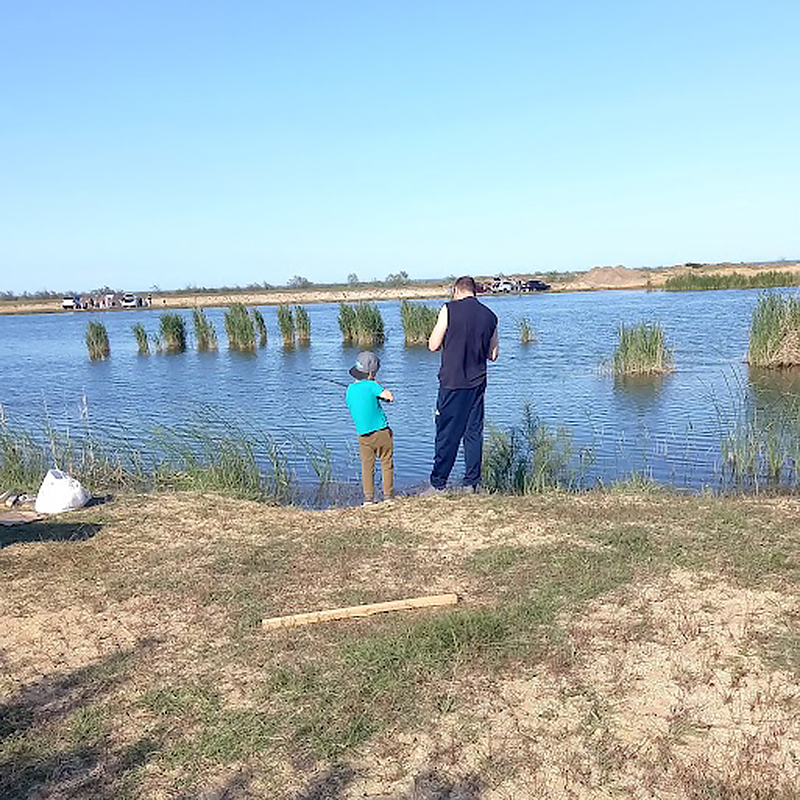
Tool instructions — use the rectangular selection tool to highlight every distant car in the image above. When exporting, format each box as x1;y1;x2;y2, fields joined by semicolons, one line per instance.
491;279;516;293
522;280;551;292
120;293;138;308
61;296;78;309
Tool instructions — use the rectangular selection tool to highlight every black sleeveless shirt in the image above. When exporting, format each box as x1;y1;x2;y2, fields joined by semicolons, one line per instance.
438;296;498;389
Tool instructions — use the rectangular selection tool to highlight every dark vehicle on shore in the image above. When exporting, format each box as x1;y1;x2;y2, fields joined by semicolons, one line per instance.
522;280;551;292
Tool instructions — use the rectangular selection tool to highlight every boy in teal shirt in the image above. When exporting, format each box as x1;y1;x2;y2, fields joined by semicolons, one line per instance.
345;351;395;504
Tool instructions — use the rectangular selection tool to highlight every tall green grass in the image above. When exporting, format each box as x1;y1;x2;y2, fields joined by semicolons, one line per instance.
400;300;438;345
665;270;799;291
192;308;217;352
132;323;149;355
277;305;295;346
252;308;267;347
0;413;305;503
612;322;672;375
85;321;110;360
159;313;187;353
338;302;385;345
517;316;535;344
225;303;256;351
482;403;591;493
295;305;311;345
747;293;800;368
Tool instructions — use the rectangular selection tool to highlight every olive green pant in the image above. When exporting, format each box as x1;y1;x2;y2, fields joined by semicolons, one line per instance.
358;427;394;502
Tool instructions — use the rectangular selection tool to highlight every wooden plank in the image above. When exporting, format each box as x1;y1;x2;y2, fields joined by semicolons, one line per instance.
262;593;459;631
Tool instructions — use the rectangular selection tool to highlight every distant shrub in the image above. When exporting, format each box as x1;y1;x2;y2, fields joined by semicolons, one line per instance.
288;276;312;289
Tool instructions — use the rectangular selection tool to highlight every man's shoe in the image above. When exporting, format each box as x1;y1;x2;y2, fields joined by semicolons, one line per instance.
418;485;445;497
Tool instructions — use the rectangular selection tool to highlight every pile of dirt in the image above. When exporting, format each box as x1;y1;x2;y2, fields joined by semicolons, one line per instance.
571;266;648;290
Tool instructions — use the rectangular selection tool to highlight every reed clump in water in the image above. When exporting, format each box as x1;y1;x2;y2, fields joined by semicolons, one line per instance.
225;303;256;351
192;308;217;352
132;323;149;355
612;322;672;375
338;303;356;344
339;302;385;345
400;300;438;345
159;313;187;353
665;270;799;292
277;305;295;346
253;308;267;348
482;403;586;493
747;293;800;368
86;321;110;360
295;305;311;345
518;316;535;344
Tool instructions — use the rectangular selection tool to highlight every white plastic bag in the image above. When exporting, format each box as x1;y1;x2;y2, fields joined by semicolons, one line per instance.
35;469;90;514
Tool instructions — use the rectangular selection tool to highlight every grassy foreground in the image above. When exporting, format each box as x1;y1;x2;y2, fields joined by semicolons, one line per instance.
3;491;800;799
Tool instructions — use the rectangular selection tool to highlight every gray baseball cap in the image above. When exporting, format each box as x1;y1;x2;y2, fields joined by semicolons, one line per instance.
349;351;380;379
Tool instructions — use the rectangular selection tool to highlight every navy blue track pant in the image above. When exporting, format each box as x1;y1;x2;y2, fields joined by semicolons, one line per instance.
430;383;486;489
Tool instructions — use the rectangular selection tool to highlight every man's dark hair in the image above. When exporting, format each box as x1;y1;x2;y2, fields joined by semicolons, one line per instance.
453;276;477;295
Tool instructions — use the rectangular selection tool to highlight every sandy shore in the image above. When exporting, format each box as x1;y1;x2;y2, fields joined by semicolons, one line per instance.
3;262;799;315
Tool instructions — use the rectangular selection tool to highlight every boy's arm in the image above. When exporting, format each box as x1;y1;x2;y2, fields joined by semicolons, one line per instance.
428;305;448;352
378;388;394;402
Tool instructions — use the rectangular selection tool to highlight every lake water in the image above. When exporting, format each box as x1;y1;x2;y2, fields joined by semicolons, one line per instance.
2;289;799;493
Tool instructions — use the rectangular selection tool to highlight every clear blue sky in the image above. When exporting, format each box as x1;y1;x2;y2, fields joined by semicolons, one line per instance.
1;0;798;293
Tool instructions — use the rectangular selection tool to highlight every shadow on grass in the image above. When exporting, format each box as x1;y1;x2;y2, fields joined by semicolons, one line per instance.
291;766;483;800
0;521;102;549
0;640;157;799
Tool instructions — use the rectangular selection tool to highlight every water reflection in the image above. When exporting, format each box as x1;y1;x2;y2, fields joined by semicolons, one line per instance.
613;374;669;412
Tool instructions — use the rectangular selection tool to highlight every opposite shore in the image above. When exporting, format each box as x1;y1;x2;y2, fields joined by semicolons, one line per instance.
3;260;800;316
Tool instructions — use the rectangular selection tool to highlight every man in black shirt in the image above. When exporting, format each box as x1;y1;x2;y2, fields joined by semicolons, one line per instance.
427;276;499;491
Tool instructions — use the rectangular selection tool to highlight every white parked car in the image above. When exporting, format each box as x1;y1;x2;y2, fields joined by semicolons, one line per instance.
120;293;138;308
61;296;77;309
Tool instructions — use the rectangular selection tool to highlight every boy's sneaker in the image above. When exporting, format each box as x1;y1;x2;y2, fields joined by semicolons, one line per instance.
362;500;375;506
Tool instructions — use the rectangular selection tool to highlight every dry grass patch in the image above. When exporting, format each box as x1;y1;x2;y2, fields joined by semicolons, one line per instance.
2;491;800;798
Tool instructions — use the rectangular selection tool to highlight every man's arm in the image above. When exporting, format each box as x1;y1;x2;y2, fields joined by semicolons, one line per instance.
489;326;499;361
428;305;448;352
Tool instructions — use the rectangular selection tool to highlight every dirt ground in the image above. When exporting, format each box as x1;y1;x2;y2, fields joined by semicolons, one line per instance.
2;490;800;799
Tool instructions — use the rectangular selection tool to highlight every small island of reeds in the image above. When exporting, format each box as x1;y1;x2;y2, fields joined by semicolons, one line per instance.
612;322;673;375
192;308;217;352
295;305;311;345
339;302;385;346
252;308;267;347
159;313;187;353
277;304;295;346
225;303;256;351
85;321;110;360
518;316;535;344
132;323;149;355
747;293;800;368
664;270;800;292
400;300;438;345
